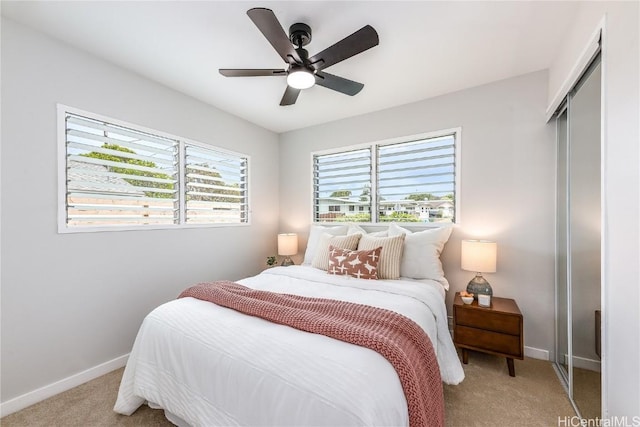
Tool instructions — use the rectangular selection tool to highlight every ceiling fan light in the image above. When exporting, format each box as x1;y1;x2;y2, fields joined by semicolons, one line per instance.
287;69;315;89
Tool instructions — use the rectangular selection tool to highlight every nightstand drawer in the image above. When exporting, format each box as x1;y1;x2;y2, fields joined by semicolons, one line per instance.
455;308;521;335
455;325;523;357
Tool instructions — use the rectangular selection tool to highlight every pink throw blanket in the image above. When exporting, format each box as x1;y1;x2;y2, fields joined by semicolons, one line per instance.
179;281;444;427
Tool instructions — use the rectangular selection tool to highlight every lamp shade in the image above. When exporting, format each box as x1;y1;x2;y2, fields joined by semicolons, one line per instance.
461;240;497;273
277;233;298;256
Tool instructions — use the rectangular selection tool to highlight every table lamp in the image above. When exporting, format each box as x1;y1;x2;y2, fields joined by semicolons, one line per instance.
278;233;298;267
461;240;497;299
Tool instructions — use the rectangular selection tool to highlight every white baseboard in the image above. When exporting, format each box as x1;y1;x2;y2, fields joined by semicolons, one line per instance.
572;354;601;372
0;353;129;418
562;353;601;372
524;346;550;360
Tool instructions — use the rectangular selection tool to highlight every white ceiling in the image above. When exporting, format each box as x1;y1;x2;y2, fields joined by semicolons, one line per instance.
2;1;579;133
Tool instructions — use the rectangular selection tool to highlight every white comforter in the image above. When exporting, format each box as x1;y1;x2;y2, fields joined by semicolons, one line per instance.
114;266;464;426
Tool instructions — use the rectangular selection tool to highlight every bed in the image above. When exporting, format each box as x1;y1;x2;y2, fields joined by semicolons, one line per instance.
114;226;465;426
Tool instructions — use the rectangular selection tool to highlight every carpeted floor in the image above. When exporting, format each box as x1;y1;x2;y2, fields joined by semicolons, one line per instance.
2;351;576;427
444;352;575;426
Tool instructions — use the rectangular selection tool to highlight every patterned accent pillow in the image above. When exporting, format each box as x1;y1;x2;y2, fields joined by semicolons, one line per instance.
311;233;362;271
357;234;406;280
328;245;382;280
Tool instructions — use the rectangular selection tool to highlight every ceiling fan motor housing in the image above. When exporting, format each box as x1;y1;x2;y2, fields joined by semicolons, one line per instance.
289;23;312;47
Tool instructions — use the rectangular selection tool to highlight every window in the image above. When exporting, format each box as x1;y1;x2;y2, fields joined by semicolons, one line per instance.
184;144;248;224
59;106;249;232
312;129;459;224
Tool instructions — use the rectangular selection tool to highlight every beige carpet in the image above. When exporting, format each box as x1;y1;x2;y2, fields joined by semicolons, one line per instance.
444;352;575;426
2;351;575;427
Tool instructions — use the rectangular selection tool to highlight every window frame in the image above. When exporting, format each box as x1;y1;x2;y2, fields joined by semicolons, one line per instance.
310;128;461;227
57;105;251;233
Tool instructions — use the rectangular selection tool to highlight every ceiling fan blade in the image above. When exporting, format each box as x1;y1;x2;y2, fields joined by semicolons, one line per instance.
219;69;286;77
315;72;364;96
247;8;302;64
308;25;379;71
280;86;301;106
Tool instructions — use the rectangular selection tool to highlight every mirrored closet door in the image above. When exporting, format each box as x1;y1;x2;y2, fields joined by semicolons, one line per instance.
555;55;601;419
556;107;569;380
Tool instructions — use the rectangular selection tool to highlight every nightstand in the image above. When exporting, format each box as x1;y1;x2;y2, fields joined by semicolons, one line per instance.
453;293;524;376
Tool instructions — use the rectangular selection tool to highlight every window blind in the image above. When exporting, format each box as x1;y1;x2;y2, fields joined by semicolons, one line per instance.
61;108;251;231
377;135;456;223
65;113;179;227
185;144;248;224
312;131;458;224
313;148;372;222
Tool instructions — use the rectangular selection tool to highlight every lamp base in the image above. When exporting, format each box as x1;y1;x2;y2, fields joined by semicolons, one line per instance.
466;274;493;299
281;256;294;267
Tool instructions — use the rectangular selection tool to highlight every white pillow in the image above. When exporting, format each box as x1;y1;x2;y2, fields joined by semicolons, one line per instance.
387;222;453;289
347;223;388;237
303;224;348;265
311;233;362;270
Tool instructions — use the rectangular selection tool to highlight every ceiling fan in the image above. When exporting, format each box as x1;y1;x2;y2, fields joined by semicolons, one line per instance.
219;8;379;106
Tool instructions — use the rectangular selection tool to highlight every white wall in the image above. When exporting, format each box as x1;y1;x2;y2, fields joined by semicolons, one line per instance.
547;1;640;418
0;18;279;405
279;70;557;356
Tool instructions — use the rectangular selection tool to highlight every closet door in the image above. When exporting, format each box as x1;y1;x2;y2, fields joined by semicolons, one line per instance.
555;108;569;380
569;60;601;419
